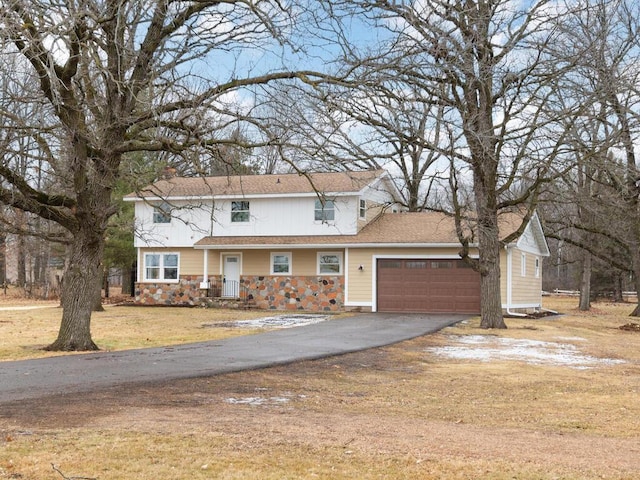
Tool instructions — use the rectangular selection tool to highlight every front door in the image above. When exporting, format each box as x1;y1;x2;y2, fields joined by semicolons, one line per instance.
222;255;240;297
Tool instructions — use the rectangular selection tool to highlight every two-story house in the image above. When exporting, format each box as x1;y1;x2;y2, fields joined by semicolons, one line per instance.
125;169;549;314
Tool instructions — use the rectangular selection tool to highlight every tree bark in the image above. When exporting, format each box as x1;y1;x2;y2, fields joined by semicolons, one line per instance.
121;264;133;295
612;272;623;303
578;251;591;311
629;248;640;316
477;204;506;329
16;224;26;287
45;226;103;351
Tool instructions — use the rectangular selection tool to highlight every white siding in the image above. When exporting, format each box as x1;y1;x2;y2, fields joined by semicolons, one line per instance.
134;201;214;247
360;177;398;207
516;223;544;255
134;195;360;247
210;196;358;236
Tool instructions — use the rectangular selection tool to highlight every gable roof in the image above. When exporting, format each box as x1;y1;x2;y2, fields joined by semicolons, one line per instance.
195;211;548;253
514;211;550;256
125;169;390;200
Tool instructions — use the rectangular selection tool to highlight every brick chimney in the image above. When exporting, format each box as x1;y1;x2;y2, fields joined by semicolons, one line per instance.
160;166;177;179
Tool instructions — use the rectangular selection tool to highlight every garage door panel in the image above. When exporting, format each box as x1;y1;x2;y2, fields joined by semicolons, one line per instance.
377;259;480;313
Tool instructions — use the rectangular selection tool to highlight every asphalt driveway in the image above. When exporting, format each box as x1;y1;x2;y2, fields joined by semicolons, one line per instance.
0;312;467;404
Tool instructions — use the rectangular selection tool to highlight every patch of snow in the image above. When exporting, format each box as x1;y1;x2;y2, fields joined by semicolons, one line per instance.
426;335;625;369
225;396;291;406
225;391;306;406
222;314;330;329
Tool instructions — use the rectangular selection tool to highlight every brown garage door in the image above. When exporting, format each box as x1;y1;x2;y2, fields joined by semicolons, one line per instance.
377;259;481;313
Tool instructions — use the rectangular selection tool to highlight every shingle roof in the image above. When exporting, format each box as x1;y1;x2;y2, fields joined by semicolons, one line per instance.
194;211;529;248
125;169;388;199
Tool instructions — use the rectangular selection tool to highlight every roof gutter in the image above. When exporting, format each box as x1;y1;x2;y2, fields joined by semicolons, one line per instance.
123;192;357;202
193;242;474;250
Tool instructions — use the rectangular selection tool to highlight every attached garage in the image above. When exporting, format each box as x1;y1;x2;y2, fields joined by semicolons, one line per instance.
376;259;481;313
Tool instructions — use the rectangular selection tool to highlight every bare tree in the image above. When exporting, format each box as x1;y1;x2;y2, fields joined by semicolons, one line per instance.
264;78;450;210
314;0;580;327
541;0;640;314
0;0;332;350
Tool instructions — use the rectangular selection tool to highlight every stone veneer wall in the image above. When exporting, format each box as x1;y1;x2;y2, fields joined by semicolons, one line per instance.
136;275;345;311
135;275;205;306
242;275;344;311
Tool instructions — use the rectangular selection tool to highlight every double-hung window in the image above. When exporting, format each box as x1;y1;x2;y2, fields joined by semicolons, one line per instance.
359;199;366;219
153;202;171;224
144;253;179;282
318;252;342;275
314;199;335;222
271;252;292;274
231;201;250;223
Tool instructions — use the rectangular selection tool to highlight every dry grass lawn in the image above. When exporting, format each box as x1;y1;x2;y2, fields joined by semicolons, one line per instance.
0;294;639;479
0;297;285;361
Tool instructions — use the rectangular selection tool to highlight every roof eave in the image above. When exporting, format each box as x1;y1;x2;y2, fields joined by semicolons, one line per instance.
123;191;359;202
194;242;472;250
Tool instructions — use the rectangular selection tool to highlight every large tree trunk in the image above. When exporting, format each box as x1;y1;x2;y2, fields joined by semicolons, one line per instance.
578;251;591;311
44;146;113;351
629;248;640;317
477;207;506;329
612;272;623;303
46;226;103;351
471;123;505;329
16;210;27;288
0;233;5;285
121;264;134;296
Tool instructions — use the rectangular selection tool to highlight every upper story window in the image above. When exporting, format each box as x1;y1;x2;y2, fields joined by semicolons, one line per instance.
152;202;171;224
144;253;179;282
359;199;366;219
231;201;250;223
271;252;292;275
314;199;335;222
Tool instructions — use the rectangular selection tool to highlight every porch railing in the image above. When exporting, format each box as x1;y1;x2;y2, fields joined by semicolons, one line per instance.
203;279;250;304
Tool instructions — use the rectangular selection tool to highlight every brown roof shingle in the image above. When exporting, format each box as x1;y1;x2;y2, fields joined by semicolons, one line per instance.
194;211;529;248
126;170;387;199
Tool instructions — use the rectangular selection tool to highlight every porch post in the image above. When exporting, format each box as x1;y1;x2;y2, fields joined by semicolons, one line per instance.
203;249;209;283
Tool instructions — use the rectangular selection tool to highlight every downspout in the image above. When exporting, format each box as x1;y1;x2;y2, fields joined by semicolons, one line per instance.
505;245;527;317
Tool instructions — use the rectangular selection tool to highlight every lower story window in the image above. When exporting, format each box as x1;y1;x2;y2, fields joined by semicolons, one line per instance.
271;252;292;274
144;253;179;281
318;252;342;275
